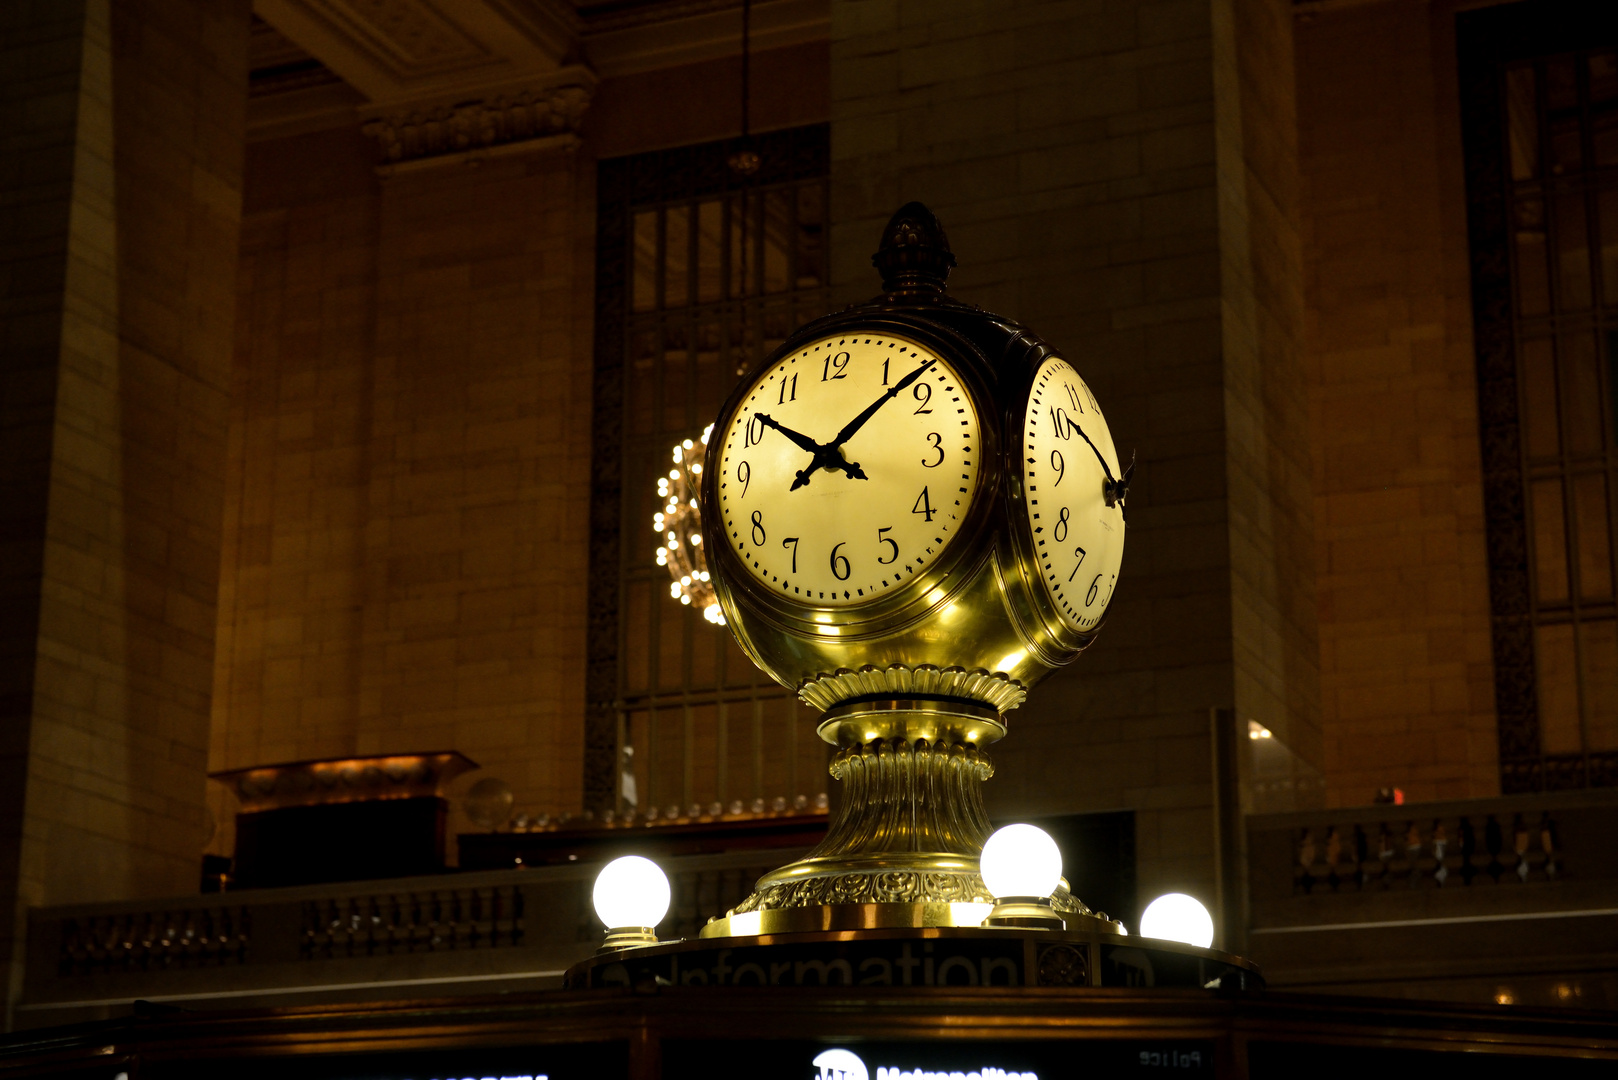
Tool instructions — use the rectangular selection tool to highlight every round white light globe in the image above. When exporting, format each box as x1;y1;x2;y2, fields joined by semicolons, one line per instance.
592;855;671;929
1139;892;1214;947
979;823;1063;899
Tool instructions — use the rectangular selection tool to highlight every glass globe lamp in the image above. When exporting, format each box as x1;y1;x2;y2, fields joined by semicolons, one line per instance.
592;855;672;950
1139;892;1214;948
980;823;1066;930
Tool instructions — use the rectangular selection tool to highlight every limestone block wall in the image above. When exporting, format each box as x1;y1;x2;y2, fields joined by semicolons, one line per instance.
1296;1;1497;804
0;0;248;1020
212;41;829;849
829;0;1315;909
213;134;595;846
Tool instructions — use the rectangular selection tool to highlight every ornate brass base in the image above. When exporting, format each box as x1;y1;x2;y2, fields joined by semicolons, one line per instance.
701;697;1125;937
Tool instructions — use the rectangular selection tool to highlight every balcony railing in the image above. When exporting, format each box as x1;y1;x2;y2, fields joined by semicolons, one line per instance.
1244;788;1618;1007
21;849;786;1028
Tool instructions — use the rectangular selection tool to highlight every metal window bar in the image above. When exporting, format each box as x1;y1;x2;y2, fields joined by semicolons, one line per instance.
611;170;830;819
1504;50;1618;785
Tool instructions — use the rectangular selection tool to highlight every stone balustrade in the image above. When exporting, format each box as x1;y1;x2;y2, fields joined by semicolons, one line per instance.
20;850;784;1029
1245;788;1618;1008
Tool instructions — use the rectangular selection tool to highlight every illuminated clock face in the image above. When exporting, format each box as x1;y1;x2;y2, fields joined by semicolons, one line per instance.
715;333;981;607
1021;357;1125;631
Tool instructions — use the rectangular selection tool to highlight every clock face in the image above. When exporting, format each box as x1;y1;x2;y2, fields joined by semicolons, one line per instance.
1022;357;1125;631
715;333;981;607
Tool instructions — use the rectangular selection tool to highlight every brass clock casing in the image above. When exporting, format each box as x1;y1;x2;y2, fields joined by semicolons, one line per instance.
701;306;1112;720
695;203;1128;937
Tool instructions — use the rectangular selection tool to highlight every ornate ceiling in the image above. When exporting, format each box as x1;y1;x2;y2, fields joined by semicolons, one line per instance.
247;0;826;161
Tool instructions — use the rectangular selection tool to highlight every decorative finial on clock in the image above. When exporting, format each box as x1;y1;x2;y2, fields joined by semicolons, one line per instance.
872;201;956;296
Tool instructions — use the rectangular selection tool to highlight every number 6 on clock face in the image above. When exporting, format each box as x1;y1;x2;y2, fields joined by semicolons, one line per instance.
1021;356;1125;631
714;334;983;606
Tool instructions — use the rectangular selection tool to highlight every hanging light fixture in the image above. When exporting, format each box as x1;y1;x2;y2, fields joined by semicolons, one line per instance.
727;0;760;177
654;424;723;624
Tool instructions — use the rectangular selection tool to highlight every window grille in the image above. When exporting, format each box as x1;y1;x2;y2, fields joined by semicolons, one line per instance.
587;127;832;816
1461;7;1618;790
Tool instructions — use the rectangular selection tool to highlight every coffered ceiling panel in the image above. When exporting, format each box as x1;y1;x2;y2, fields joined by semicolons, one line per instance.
255;0;579;106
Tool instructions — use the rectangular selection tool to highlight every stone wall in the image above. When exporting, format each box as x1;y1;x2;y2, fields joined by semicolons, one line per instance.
829;0;1314;914
1296;0;1497;805
210;42;830;851
214;133;595;848
0;0;248;1022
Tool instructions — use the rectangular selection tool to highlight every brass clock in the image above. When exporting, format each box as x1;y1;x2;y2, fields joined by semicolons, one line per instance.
698;203;1131;935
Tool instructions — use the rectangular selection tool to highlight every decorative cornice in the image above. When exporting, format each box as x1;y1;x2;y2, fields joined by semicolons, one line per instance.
796;663;1027;714
361;80;593;172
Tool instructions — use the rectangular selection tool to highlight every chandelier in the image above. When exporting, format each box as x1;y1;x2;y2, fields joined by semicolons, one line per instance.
654;424;723;624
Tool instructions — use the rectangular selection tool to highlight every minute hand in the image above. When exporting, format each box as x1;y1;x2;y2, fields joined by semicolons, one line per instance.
830;357;937;447
1062;415;1134;508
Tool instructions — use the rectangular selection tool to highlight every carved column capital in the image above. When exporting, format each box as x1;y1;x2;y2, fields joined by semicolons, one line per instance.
362;78;593;173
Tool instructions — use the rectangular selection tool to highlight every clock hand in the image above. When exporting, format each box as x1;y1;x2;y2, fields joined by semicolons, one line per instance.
1061;415;1133;510
754;413;824;455
754;413;868;491
790;446;868;491
1111;450;1135;509
789;357;938;489
830;357;937;448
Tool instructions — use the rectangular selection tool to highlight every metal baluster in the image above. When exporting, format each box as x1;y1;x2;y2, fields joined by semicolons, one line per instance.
1514;812;1532;882
1432;820;1449;887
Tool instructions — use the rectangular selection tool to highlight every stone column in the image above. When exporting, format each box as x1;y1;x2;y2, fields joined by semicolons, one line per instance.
0;0;249;1025
829;0;1317;935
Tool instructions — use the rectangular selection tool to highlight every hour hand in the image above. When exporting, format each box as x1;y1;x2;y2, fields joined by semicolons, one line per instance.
754;413;824;455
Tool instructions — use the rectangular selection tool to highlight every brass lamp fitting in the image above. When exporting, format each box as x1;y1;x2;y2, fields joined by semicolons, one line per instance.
599;926;659;952
983;896;1066;931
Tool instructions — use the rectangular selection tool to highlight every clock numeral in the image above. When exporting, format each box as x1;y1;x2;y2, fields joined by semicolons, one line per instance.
1065;381;1084;414
777;373;798;404
1054;507;1070;543
1050;406;1072;440
744;414;766;447
876;526;898;565
912;486;936;523
881;358;890;385
751;510;766;547
923;432;944;468
737;460;751;498
782;536;799;572
1085;573;1102;607
912;381;932;414
830;542;851;581
823;351;850;381
1067;545;1087;582
1085;381;1100;412
1050;449;1065;486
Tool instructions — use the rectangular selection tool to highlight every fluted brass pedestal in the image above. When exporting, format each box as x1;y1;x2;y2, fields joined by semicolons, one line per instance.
701;698;1123;937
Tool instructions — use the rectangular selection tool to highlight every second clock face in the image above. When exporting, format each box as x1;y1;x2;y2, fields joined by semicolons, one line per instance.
1022;356;1125;632
715;333;982;608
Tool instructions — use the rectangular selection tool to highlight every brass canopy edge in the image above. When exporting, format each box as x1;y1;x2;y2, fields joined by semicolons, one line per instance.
797;663;1027;714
